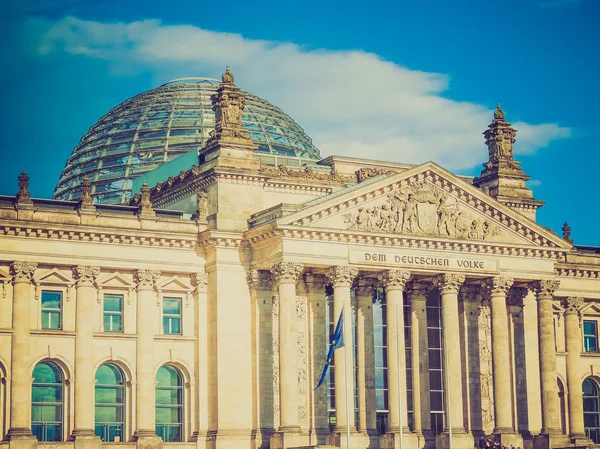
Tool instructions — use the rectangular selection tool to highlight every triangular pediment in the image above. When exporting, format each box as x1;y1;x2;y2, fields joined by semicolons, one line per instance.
277;162;571;249
34;268;74;285
98;272;135;289
157;276;191;292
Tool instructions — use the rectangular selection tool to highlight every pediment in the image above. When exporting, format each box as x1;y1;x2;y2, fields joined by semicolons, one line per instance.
157;276;192;292
277;162;571;249
98;272;135;289
34;268;74;285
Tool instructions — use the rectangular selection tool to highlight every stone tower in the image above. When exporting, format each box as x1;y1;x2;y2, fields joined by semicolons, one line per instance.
474;104;544;221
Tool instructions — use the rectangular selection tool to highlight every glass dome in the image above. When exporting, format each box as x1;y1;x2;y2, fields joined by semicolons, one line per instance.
53;77;321;204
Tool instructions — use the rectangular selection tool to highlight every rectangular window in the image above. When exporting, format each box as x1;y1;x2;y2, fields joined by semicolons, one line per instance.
103;294;123;333
584;320;598;352
163;297;181;335
41;291;62;330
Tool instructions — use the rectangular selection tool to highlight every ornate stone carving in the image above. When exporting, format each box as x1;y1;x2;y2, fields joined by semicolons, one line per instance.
191;273;208;293
406;280;431;301
260;164;355;184
325;266;358;287
272;295;279;318
271;262;304;285
197;190;208;219
356;167;397;182
305;273;326;294
134;269;160;289
478;300;495;430
563;296;584;315
432;273;465;294
342;180;501;241
246;269;259;290
296;296;307;319
354;277;375;299
77;177;95;210
460;283;481;304
529;279;560;300
72;266;100;286
15;170;33;205
246;270;272;291
562;222;573;243
482;276;514;297
137;182;155;216
507;287;528;307
10;261;37;283
378;270;411;291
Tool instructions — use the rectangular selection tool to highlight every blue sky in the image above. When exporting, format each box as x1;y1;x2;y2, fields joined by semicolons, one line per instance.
1;0;598;244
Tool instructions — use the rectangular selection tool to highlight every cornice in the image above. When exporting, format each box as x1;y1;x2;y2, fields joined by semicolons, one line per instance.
555;265;600;279
199;230;244;248
0;223;198;249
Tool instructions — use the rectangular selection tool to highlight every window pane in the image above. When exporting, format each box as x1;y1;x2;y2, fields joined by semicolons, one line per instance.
156;366;181;387
96;386;123;404
42;291;61;309
584;321;597;335
50;312;61;329
170;318;181;334
163;298;181;315
111;315;122;332
95;406;119;423
104;295;123;312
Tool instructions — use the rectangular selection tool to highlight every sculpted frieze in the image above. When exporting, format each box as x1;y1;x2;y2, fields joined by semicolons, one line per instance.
343;181;502;241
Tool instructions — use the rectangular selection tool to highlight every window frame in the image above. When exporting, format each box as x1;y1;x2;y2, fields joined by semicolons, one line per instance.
31;361;64;442
162;296;182;335
103;293;124;333
94;363;126;442
584;320;599;353
41;290;63;330
155;365;184;442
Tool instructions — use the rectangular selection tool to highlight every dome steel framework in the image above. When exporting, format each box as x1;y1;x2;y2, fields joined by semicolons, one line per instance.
54;78;321;204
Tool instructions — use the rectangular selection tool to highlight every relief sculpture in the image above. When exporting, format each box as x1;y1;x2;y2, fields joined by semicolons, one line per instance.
478;299;495;431
343;181;501;241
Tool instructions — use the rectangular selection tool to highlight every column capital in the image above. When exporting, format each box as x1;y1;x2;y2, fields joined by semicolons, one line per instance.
10;261;37;284
134;269;161;290
563;296;584;316
507;286;528;307
191;272;208;293
353;277;375;298
246;270;272;291
459;283;482;304
305;273;327;294
378;270;411;291
72;265;100;287
432;273;465;294
406;280;431;301
270;262;303;284
482;276;514;297
529;279;560;300
325;265;358;287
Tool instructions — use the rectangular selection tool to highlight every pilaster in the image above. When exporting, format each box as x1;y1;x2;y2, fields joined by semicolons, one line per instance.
191;272;209;449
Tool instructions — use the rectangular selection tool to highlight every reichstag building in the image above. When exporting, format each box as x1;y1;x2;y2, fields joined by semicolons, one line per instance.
0;68;598;449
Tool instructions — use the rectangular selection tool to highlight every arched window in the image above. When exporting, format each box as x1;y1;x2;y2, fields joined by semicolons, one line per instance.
156;366;183;442
95;364;125;442
583;378;600;443
32;361;63;441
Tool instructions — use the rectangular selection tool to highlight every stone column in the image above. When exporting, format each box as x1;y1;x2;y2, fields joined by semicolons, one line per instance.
406;281;432;441
325;266;358;437
530;279;561;437
563;297;586;442
306;274;329;443
433;274;472;449
482;277;517;439
191;273;209;449
378;270;411;435
133;269;161;445
72;266;102;444
354;278;376;435
7;261;37;442
271;262;304;433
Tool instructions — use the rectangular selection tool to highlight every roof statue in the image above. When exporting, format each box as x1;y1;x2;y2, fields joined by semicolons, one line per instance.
494;103;505;121
15;170;33;205
222;66;234;84
483;103;517;166
138;182;155;216
77;177;95;211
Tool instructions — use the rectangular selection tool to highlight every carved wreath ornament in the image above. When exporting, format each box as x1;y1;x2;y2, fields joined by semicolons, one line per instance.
343;181;502;241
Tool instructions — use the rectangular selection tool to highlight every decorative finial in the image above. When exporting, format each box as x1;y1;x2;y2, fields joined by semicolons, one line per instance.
138;181;155;216
197;190;208;220
494;103;505;120
222;66;234;84
562;221;573;243
15;170;33;205
78;176;95;210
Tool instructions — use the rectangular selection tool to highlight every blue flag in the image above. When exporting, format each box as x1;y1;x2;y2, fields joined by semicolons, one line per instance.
315;307;345;389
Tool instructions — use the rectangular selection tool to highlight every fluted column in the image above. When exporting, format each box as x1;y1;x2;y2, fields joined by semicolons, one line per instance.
433;274;468;435
354;278;376;434
325;266;358;434
406;281;432;438
271;262;304;432
482;276;515;435
72;266;101;438
530;279;561;435
134;269;160;438
563;297;586;440
191;272;209;443
378;270;411;434
7;261;37;438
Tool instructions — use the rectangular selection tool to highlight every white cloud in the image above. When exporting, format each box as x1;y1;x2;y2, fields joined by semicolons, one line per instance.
37;16;571;171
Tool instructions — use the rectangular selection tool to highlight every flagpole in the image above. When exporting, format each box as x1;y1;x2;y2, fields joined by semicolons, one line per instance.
344;305;351;449
395;304;403;449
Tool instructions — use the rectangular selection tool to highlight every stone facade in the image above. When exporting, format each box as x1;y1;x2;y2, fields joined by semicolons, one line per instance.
1;70;600;449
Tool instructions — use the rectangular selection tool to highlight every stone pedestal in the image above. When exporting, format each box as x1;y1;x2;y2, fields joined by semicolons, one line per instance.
532;432;570;449
435;432;475;449
381;430;421;449
7;435;38;449
326;430;370;449
136;435;164;449
73;434;102;449
269;430;309;449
